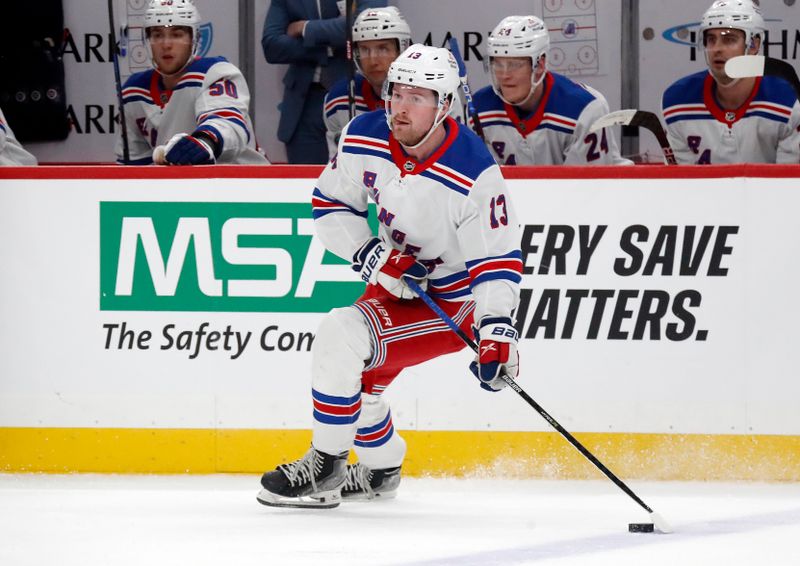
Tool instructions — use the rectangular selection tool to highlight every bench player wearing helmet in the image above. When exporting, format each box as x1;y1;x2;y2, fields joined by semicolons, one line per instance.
258;45;523;509
471;15;630;165
322;7;411;157
661;0;800;164
323;7;464;157
116;0;267;165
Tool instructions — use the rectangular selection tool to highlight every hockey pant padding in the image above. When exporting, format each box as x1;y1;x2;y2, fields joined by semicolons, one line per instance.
311;306;372;455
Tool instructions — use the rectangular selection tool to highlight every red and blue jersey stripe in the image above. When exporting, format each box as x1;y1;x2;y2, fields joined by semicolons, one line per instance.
467;251;524;288
311;187;368;220
198;107;250;142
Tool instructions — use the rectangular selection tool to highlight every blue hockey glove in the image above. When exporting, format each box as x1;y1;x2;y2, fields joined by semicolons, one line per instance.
163;131;218;165
469;317;519;392
352;237;428;300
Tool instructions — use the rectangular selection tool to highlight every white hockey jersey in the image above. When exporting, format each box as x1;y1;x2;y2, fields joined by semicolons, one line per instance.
116;57;267;164
313;110;523;323
662;70;800;164
0;107;37;166
471;72;631;165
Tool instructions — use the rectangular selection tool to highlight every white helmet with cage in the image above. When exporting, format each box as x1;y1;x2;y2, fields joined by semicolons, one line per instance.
382;44;460;149
700;0;765;51
487;15;550;105
144;0;202;75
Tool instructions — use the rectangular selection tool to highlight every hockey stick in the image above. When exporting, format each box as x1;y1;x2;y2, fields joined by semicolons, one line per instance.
345;0;356;120
448;37;484;140
725;55;800;101
108;0;130;163
404;277;673;534
590;110;677;165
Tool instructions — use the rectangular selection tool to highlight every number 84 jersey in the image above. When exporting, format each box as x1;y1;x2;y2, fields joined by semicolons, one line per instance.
471;72;631;165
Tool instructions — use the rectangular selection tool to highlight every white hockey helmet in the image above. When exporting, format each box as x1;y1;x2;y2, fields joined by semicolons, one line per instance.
700;0;765;51
352;7;412;78
353;7;412;50
383;44;460;149
487;15;550;105
144;0;202;74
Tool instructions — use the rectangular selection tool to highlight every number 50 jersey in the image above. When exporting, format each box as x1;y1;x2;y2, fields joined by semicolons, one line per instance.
116;56;267;164
313;110;523;324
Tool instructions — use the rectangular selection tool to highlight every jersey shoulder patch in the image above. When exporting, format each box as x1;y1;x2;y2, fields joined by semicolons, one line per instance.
435;122;498;186
122;69;154;90
339;110;391;160
755;75;798;109
121;70;156;105
545;73;596;120
326;74;366;101
325;77;349;104
472;85;504;112
344;109;389;138
324;75;368;116
662;70;707;109
187;56;229;74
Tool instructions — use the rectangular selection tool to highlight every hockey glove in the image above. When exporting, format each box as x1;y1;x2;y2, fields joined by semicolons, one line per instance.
352;237;428;300
162;131;219;165
469;317;519;392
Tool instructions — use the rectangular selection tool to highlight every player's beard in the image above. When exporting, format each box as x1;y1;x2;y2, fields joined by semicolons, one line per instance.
391;116;427;147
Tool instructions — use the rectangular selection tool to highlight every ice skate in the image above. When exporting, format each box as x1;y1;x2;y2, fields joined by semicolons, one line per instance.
257;447;348;509
341;463;401;501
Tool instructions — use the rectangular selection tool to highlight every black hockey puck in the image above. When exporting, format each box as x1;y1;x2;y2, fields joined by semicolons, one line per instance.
628;522;655;533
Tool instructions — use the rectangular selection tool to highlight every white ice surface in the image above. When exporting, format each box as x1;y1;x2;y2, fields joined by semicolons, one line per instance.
1;474;799;566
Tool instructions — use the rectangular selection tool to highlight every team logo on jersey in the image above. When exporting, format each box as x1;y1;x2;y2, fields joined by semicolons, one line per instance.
725;111;736;122
403;160;414;172
197;23;213;58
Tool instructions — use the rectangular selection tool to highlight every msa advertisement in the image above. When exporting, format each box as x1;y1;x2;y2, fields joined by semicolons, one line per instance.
1;173;799;436
99;201;368;312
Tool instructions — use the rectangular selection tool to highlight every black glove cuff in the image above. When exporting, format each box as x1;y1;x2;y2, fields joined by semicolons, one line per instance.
193;130;222;158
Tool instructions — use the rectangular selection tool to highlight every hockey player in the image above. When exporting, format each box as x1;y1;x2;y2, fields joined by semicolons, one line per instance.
661;0;800;164
471;15;629;165
0;107;37;166
322;6;412;157
116;0;267;165
258;45;523;509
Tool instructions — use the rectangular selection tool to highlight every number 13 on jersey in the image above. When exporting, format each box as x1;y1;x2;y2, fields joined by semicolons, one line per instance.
489;195;508;229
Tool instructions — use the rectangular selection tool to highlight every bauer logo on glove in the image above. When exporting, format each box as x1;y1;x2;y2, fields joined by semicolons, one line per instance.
470;317;519;392
352;238;428;300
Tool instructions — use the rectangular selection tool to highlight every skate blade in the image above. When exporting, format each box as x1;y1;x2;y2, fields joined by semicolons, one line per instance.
342;490;398;502
256;489;342;509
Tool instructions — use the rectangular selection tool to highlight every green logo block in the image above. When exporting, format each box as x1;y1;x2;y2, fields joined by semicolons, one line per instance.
100;202;372;312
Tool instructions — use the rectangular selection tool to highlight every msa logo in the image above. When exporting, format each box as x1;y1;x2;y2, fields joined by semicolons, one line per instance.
100;202;370;312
